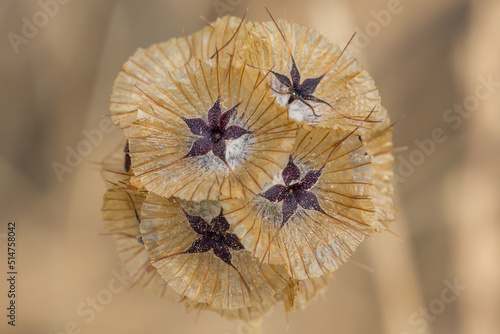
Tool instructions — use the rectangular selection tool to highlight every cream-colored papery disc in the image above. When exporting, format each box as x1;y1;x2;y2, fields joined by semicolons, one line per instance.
242;19;384;133
110;16;249;134
140;193;290;309
127;58;297;201
101;140;181;300
222;127;375;280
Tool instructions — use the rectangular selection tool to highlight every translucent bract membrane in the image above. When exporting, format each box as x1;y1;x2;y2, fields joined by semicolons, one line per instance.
221;127;374;280
101;142;181;300
184;292;279;322
101;189;183;299
110;16;249;134
140;193;290;309
127;58;297;201
241;19;384;132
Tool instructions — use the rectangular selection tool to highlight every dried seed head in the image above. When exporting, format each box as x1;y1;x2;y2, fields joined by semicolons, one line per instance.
102;10;395;320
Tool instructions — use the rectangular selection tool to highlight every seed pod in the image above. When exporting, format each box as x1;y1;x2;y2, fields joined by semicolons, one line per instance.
100;141;181;300
127;58;297;201
110;16;249;134
242;18;384;132
222;127;375;279
140;193;290;309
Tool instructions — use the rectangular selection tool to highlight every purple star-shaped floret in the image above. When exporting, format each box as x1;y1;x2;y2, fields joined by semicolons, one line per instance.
181;209;244;267
183;97;249;162
272;57;330;116
261;157;324;225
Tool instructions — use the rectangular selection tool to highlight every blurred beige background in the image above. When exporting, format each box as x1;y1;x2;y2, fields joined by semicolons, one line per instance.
1;0;499;333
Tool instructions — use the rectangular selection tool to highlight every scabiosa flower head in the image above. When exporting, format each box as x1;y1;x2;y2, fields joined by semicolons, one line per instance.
102;10;395;326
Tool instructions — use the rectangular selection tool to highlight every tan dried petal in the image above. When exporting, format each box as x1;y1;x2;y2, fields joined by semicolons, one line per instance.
222;127;375;280
127;58;297;201
110;16;249;134
140;193;290;310
241;19;384;132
